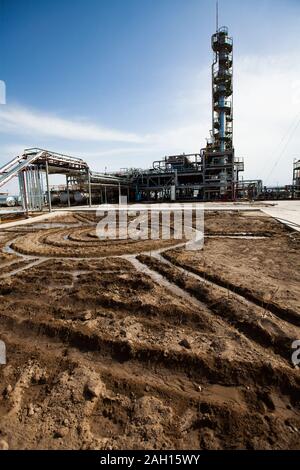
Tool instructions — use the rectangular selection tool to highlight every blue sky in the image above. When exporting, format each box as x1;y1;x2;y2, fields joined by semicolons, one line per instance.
1;0;300;191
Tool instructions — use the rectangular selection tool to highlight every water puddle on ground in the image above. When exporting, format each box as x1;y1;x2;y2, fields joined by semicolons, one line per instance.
0;258;46;279
2;243;16;255
128;255;207;310
30;223;83;229
206;234;267;239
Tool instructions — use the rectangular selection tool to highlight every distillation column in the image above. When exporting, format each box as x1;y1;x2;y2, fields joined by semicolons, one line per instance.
212;26;233;153
203;26;236;200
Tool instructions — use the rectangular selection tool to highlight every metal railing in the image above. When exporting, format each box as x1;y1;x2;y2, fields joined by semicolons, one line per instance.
213;71;232;83
24;148;87;165
219;52;233;62
214;100;232;109
213;35;233;46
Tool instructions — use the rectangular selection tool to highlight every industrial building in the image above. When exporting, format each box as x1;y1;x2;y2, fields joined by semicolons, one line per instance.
293;159;300;199
0;25;297;211
127;26;250;202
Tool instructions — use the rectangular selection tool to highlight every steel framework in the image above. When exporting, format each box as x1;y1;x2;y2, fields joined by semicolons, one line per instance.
0;148;129;212
293;160;300;198
130;25;250;202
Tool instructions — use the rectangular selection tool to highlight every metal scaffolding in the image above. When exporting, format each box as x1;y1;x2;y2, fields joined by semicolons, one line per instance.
202;25;240;200
0;148;130;212
293;159;300;198
130;25;248;202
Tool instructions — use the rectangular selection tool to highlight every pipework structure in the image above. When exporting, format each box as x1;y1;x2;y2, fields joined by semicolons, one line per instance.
131;24;246;202
202;25;243;200
0;148;130;212
0;26;265;208
211;26;233;153
293;159;300;198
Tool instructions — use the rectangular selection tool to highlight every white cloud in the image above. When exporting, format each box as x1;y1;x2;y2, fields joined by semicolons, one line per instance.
234;53;300;185
144;123;208;155
0;80;6;105
0;105;143;143
153;52;300;186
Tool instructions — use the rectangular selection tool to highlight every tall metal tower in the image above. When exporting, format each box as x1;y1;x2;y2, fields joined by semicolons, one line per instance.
203;23;243;200
211;26;233;153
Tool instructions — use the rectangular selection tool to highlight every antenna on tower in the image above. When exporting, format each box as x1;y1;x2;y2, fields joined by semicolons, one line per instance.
216;1;219;31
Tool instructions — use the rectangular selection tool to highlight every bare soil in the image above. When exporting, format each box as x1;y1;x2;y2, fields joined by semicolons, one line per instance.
0;210;299;450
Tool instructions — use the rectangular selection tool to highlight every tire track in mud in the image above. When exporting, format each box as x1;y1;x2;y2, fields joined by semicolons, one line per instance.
1;212;300;449
161;251;300;327
2;223;299;363
0;258;46;279
0;252;296;394
1;309;299;402
2;219;300;359
0;328;280;415
133;253;300;363
4;327;293;451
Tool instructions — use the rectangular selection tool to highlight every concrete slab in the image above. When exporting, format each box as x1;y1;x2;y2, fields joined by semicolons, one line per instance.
0;200;298;232
54;201;274;212
261;200;300;232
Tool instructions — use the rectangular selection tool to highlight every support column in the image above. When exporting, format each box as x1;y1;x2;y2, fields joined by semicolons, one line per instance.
88;171;92;207
37;167;43;211
28;168;33;211
19;171;29;216
45;160;52;213
66;175;71;207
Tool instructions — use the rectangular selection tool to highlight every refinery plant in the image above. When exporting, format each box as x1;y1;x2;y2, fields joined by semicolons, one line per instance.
0;25;298;212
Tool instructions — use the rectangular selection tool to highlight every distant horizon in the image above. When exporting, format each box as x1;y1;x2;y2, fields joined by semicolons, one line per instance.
1;0;300;193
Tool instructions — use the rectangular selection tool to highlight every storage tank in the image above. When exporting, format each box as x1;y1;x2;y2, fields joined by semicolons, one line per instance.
13;195;22;206
50;193;60;204
59;191;74;204
74;191;87;204
0;195;16;207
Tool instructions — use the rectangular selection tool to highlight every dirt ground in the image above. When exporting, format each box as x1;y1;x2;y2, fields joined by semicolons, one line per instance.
0;210;299;450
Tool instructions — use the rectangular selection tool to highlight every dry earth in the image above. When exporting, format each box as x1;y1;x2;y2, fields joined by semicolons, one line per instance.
0;210;299;450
